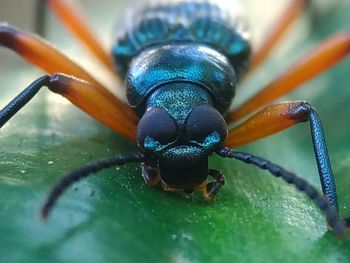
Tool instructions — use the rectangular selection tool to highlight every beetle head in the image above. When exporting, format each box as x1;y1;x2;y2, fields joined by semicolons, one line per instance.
136;105;227;187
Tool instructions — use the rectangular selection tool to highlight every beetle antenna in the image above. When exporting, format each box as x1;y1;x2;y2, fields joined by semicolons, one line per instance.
217;147;348;238
41;152;145;220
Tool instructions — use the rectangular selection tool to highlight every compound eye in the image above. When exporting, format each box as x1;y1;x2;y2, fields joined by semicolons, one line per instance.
185;105;227;142
137;107;177;148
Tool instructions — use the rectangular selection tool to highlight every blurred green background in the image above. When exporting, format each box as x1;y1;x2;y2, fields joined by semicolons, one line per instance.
0;0;350;262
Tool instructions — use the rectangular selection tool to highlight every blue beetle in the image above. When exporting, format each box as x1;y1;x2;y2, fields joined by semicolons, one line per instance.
0;0;349;236
113;1;249;194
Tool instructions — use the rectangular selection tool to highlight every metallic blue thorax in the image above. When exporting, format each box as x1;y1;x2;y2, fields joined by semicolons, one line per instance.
112;0;251;116
126;44;236;116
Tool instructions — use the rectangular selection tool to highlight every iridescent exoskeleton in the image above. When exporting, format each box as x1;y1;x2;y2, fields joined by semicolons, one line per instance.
113;0;250;190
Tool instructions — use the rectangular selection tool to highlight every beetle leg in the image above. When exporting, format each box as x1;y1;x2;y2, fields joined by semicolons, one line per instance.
0;24;137;137
47;0;115;70
227;32;350;122
1;24;99;88
202;169;225;201
247;0;309;75
0;74;136;140
226;101;338;209
0;23;128;100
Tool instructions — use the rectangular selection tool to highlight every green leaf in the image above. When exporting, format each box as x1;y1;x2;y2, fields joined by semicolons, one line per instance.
1;1;350;262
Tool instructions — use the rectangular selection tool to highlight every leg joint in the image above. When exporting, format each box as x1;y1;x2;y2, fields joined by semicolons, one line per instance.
288;101;312;122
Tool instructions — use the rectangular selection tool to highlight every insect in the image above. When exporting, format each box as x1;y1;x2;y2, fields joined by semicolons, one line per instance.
0;0;349;237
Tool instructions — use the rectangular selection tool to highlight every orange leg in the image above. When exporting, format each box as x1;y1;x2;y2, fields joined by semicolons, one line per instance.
225;101;339;209
227;32;350;123
226;101;310;148
0;74;136;140
47;0;115;70
49;74;136;140
0;24;137;137
247;0;308;75
0;24;97;85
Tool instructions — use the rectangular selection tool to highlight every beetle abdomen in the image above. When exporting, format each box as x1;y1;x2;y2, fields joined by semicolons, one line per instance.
112;0;251;77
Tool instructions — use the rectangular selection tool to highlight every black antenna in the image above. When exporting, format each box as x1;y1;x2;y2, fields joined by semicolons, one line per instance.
217;147;348;238
41;152;145;220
